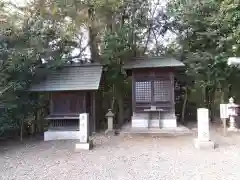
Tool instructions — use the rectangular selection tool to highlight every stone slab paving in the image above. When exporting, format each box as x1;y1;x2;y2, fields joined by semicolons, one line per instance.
1;131;240;180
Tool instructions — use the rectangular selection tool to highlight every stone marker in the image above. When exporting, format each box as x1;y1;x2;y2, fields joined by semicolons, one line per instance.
194;108;215;149
75;113;93;150
220;104;228;136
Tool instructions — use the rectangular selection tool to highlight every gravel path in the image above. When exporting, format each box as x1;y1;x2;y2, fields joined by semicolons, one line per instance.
1;131;240;180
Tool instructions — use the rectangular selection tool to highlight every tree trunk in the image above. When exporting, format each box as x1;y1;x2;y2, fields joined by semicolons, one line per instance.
89;26;99;62
20;118;24;141
202;85;206;107
181;87;188;125
209;86;216;122
88;6;100;62
131;0;137;56
35;108;42;133
220;88;225;103
117;95;124;129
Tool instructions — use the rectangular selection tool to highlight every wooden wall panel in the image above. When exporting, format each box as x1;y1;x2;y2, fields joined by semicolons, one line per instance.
132;68;175;112
50;91;86;115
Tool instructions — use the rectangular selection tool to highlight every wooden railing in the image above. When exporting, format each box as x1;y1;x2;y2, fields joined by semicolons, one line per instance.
45;115;79;131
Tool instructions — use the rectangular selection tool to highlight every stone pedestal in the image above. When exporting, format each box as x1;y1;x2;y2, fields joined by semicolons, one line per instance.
75;113;93;151
228;116;238;132
194;108;215;149
131;112;177;128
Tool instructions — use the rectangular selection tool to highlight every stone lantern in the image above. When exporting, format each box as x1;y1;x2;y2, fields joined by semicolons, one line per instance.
105;109;115;134
227;97;239;131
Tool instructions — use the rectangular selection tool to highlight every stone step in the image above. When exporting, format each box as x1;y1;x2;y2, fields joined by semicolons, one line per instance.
120;127;193;137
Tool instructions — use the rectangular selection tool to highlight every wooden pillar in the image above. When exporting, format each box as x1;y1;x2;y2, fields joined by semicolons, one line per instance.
49;92;53;129
170;72;176;120
92;91;96;133
170;72;175;107
132;70;136;113
49;92;53;114
83;92;86;112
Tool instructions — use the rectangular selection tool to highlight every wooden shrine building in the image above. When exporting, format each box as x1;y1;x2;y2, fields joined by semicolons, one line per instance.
29;63;102;140
29;57;184;141
124;57;184;129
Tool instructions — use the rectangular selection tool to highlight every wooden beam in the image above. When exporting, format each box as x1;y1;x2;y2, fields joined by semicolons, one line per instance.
45;116;79;120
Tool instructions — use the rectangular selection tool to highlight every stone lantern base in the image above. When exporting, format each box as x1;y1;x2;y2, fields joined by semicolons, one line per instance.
227;127;238;132
228;116;238;132
105;129;115;135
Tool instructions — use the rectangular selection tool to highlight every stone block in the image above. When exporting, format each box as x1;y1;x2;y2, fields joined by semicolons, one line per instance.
44;131;80;141
79;113;89;143
75;140;93;151
194;108;215;149
194;139;215;149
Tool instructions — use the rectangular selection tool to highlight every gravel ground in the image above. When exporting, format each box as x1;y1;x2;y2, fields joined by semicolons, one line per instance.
1;130;240;180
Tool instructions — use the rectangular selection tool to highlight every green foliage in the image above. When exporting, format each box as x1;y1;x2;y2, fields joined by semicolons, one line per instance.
167;0;240;118
2;0;228;133
0;2;75;137
102;25;133;93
